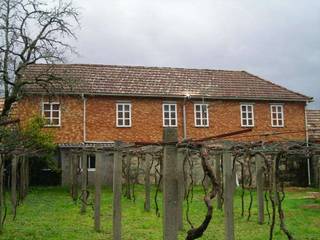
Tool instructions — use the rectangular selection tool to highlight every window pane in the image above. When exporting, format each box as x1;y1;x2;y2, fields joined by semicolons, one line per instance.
242;119;247;126
242;113;246;119
164;112;169;118
118;105;123;111
164;119;169;126
171;112;175;118
248;113;252;119
272;113;277;119
273;120;277;126
125;119;130;126
278;120;283;126
277;106;282;112
118;119;123;126
171;105;176;111
124;105;130;111
203;112;207;118
196;112;201;118
247;106;252;112
52;111;59;118
196;105;200;111
248;119;253;126
242;106;246;111
43;104;50;111
196;119;201;126
171;119;176;126
164;105;169;111
278;113;282;119
88;155;96;169
44;111;50;118
203;119;208;126
272;106;276;112
118;112;123;118
52;104;60;110
52;118;60;125
125;112;130;118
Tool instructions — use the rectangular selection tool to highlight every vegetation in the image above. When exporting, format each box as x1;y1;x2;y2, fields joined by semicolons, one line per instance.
1;186;319;240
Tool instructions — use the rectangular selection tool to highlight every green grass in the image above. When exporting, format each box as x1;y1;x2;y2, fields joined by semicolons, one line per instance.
1;186;320;239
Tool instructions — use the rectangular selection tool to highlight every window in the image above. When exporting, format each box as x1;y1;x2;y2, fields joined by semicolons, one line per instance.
116;103;131;127
270;104;284;127
42;102;60;126
87;154;96;171
240;104;254;127
194;104;209;127
77;154;96;171
163;103;177;127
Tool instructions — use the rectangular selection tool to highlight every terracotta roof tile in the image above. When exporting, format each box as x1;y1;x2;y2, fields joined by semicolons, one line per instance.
22;64;311;102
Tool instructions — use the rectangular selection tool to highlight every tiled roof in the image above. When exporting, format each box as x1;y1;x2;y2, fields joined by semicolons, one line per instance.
307;110;320;143
22;64;311;102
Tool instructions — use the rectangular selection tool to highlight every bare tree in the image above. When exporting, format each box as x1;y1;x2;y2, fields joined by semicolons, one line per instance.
0;0;79;116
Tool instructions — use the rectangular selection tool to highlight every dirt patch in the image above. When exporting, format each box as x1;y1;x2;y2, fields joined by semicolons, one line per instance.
301;204;320;209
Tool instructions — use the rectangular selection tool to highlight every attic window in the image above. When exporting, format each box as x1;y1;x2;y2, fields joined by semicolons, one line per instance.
42;102;61;127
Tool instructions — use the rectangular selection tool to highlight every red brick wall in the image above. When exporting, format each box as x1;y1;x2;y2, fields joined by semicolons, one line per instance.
16;95;307;143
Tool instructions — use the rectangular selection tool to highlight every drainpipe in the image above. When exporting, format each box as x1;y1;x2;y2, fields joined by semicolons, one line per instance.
82;94;87;143
304;104;311;186
183;94;191;140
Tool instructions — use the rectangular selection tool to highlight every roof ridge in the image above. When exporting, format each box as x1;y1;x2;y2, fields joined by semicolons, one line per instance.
30;63;244;73
242;71;313;101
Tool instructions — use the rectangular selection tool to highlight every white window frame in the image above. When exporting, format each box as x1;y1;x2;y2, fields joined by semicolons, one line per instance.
116;102;132;127
194;103;209;127
42;102;61;127
162;103;178;127
87;154;96;172
240;103;255;127
270;104;284;127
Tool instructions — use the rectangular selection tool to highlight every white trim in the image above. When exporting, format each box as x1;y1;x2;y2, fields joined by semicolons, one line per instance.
116;102;132;127
162;103;178;127
270;104;284;127
194;103;209;127
42;102;61;127
240;103;254;127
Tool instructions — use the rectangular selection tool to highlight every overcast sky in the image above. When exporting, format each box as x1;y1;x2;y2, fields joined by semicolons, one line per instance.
69;0;320;108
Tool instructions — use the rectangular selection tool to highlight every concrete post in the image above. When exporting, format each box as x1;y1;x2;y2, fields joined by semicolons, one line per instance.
113;142;122;240
94;152;102;232
256;154;264;224
223;151;235;240
177;148;185;231
81;151;88;214
144;153;151;212
163;128;178;240
11;156;18;217
0;155;3;233
215;153;222;210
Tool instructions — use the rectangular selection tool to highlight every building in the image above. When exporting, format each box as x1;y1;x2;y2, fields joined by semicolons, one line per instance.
16;64;312;185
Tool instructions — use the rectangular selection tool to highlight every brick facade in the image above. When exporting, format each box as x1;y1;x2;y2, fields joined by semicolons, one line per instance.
16;95;307;143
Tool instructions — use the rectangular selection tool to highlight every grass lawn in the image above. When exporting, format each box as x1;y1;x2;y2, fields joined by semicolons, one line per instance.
1;186;320;240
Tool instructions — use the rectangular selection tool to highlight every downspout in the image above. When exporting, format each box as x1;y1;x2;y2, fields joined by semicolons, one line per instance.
304;104;311;186
82;94;87;143
183;99;187;140
183;94;191;140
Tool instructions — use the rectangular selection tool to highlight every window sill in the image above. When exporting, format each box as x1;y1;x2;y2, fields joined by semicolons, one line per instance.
241;126;254;128
271;126;284;128
44;125;61;128
116;126;132;128
195;126;209;128
88;169;96;172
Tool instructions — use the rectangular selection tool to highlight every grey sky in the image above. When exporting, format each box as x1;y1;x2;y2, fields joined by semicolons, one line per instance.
69;0;320;108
